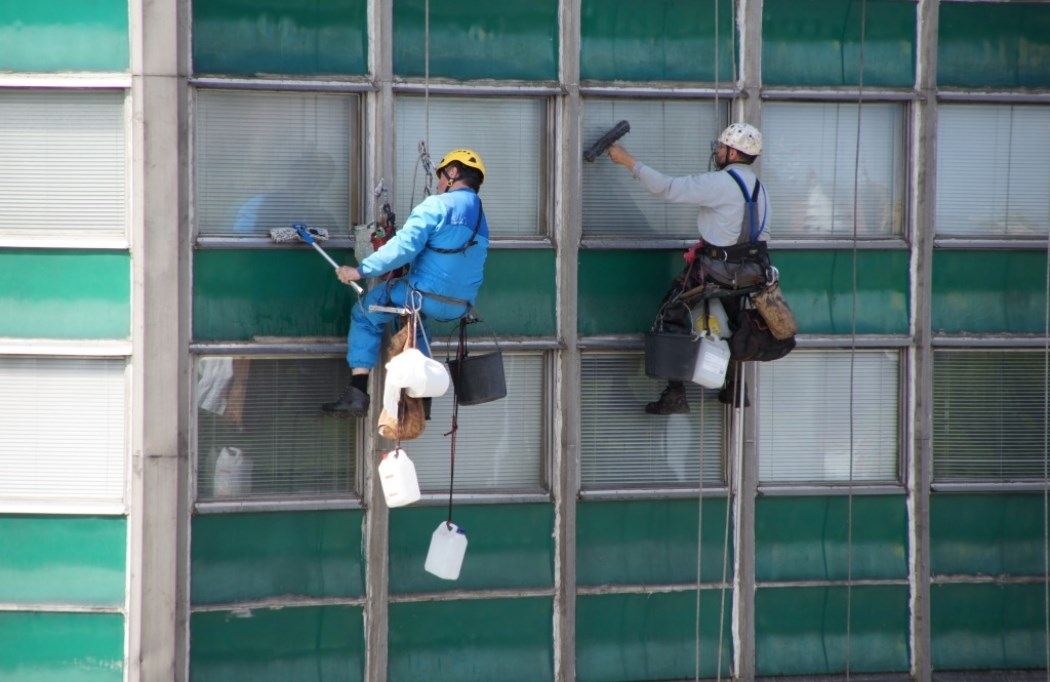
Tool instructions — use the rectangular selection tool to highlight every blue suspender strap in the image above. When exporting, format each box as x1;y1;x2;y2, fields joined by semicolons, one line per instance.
726;169;767;243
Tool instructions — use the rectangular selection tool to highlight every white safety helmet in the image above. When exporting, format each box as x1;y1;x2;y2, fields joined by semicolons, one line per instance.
718;123;763;157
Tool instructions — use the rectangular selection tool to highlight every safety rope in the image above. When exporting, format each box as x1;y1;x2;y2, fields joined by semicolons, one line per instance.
1043;155;1050;679
844;2;869;679
695;375;705;682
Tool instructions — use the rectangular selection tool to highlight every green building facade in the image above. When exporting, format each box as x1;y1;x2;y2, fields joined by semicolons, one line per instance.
1;0;1049;679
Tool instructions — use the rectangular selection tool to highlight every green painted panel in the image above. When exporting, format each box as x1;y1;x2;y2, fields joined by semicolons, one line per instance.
578;250;685;335
775;249;909;335
755;495;908;582
576;591;731;682
939;2;1050;89
763;0;916;87
0;0;128;72
580;0;735;82
190;605;364;682
0;612;124;682
930;493;1049;577
755;585;910;676
388;504;553;594
191;511;364;604
192;0;368;76
388;598;552;682
472;249;556;337
933;250;1048;334
193;249;354;340
931;583;1048;671
577;498;733;586
0;250;129;339
0;515;125;606
393;0;558;80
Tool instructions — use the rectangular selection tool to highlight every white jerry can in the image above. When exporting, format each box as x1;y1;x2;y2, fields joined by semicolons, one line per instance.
378;449;422;508
424;521;469;580
691;334;732;389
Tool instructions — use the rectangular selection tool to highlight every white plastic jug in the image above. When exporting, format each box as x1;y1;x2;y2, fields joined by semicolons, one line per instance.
424;521;468;580
213;446;252;497
378;449;421;508
691;335;731;388
690;297;732;339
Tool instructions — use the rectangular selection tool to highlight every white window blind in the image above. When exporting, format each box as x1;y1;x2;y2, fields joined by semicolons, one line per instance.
933;350;1050;481
195;357;356;501
580;352;724;490
395;95;546;237
582;98;721;238
195;90;353;238
759;350;899;483
936;104;1050;238
410;353;546;493
0;357;126;507
762;101;905;239
0;89;127;237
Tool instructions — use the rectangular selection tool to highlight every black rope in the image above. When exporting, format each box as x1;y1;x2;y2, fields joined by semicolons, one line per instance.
442;317;469;528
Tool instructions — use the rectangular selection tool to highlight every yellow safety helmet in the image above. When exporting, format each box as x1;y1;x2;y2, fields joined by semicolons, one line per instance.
436;148;486;181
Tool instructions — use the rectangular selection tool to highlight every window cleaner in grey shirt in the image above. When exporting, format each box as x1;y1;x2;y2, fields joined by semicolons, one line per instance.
606;122;769;413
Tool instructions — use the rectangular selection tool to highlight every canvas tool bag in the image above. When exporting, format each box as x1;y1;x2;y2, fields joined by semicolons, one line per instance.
752;281;798;340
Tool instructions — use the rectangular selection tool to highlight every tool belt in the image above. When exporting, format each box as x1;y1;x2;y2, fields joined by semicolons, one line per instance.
700;239;768;264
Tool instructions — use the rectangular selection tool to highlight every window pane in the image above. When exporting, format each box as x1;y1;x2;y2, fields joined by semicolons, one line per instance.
580;352;724;489
582;98;721;238
407;353;546;493
395;95;545;237
933;350;1049;481
0;90;126;236
759;350;899;483
195;90;354;238
936;104;1050;238
762;102;906;239
195;357;356;500
0;357;126;506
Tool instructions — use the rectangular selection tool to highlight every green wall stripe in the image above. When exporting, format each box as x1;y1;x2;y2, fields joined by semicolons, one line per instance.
576;591;732;682
578;250;683;335
0;515;125;606
388;503;554;594
762;0;916;87
388;597;552;682
0;0;128;72
939;2;1050;89
933;250;1048;334
930;493;1050;577
577;498;733;586
190;605;364;682
580;0;735;82
931;583;1049;671
755;585;911;676
393;0;558;80
192;0;368;76
191;511;364;605
0;612;124;682
0;249;129;339
755;495;908;582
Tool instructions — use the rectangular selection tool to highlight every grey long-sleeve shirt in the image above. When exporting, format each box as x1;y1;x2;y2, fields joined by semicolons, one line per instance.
631;161;770;247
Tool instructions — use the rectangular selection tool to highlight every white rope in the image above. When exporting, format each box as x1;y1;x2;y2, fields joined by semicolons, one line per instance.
1043;146;1050;680
695;383;705;682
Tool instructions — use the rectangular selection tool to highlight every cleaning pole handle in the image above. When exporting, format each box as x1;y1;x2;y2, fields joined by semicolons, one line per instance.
293;224;364;295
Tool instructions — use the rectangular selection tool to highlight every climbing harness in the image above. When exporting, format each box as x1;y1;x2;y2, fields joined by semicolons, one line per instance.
426;199;485;255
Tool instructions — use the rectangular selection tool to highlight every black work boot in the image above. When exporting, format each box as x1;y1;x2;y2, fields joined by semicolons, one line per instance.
718;380;750;408
322;385;370;416
645;382;690;415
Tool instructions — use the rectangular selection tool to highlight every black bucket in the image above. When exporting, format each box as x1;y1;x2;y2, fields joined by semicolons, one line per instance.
644;331;699;381
447;351;507;405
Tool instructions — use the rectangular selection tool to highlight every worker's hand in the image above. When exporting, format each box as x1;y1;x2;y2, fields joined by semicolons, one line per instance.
607;144;636;170
336;265;362;285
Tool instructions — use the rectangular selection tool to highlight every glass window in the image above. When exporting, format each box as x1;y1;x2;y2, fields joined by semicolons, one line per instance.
0;89;127;238
194;89;355;239
936;104;1050;238
759;350;900;484
933;350;1049;482
395;95;547;238
581;98;721;239
762;101;906;239
0;357;126;508
580;352;724;490
408;353;547;493
195;356;356;501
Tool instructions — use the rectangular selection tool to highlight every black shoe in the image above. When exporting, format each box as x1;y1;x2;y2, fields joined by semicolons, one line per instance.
718;381;750;407
322;385;370;416
645;384;690;415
